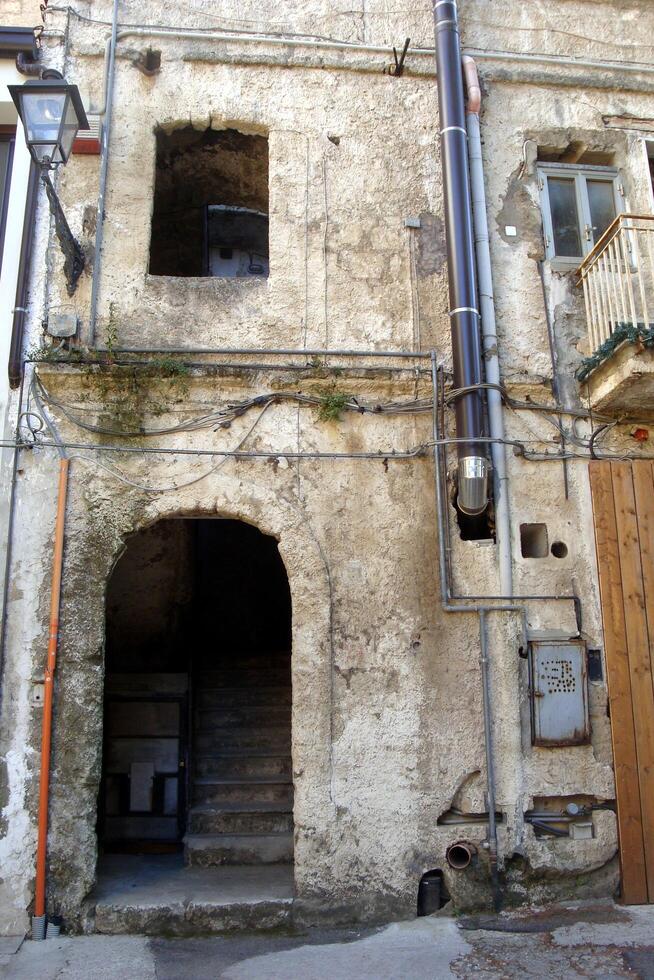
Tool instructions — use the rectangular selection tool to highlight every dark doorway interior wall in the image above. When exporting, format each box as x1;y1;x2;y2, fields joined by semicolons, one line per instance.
100;519;292;862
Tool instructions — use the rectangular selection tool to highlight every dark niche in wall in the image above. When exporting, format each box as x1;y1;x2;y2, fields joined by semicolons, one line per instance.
149;127;269;278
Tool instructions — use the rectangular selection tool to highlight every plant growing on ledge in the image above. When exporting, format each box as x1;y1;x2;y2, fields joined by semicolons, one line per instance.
80;358;191;430
317;389;349;423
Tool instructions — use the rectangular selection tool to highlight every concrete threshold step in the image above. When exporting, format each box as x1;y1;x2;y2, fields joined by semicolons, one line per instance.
184;834;294;867
195;706;291;729
195;728;291;752
197;669;291;688
195;776;293;786
197;652;291;669
192;777;293;805
94;859;294;935
197;686;292;708
188;803;293;835
194;753;292;779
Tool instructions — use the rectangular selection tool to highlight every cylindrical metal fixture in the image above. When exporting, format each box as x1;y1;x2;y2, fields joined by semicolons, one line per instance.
432;1;488;514
446;841;476;870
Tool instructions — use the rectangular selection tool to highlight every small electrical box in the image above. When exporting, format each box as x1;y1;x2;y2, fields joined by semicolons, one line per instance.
569;821;593;840
528;637;590;747
47;312;78;338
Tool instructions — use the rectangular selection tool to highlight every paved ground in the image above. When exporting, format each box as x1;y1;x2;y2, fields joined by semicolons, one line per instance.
1;900;653;979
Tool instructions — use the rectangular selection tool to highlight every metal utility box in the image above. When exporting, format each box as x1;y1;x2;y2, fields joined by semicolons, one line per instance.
528;637;590;747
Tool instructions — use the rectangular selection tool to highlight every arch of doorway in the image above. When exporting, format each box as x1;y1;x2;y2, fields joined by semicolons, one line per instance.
41;475;334;930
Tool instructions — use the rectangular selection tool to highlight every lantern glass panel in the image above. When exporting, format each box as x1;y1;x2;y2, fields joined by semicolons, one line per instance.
59;96;79;163
21;90;65;161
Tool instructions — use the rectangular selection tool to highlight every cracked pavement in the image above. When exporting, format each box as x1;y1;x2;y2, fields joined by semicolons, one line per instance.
0;900;653;979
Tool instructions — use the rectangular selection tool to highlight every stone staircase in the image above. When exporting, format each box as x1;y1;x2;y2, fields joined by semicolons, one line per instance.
184;653;294;867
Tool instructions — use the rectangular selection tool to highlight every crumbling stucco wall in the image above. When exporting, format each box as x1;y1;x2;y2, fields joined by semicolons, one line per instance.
4;0;654;935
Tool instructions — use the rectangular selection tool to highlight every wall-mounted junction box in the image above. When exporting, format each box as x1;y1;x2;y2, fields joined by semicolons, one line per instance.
528;636;590;747
47;312;78;338
31;680;44;707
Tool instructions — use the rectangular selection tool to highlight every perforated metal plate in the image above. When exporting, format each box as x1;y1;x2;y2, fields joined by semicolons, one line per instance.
528;638;590;747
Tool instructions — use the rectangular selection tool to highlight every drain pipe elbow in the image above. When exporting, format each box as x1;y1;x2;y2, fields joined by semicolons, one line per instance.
462;56;481;115
16;51;42;77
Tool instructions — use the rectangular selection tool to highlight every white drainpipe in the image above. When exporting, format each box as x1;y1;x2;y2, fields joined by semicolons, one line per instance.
462;56;512;596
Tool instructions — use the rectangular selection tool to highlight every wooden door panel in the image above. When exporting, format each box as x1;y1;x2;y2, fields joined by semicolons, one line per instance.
590;461;648;904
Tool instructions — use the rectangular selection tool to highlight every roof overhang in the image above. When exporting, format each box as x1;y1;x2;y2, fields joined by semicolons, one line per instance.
0;27;38;60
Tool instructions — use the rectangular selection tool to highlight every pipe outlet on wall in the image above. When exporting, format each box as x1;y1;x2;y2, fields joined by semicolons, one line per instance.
457;456;489;516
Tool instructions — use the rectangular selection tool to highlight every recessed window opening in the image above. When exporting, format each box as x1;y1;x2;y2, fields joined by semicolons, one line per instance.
537;144;615;167
520;523;549;558
537;160;622;268
149;127;269;278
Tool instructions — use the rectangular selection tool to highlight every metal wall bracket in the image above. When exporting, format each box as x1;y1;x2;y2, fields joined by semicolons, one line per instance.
42;169;85;296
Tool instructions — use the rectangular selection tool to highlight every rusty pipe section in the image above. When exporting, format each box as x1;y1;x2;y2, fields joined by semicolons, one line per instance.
32;458;70;939
446;841;477;870
432;0;488;515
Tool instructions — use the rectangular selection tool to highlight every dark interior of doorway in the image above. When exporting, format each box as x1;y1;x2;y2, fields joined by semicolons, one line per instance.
99;518;293;866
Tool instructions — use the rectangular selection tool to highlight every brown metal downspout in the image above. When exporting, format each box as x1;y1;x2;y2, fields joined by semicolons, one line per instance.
9;160;39;388
33;457;69;938
432;0;488;516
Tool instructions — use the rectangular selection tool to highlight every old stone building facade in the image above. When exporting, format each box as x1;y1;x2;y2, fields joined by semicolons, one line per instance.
1;0;654;938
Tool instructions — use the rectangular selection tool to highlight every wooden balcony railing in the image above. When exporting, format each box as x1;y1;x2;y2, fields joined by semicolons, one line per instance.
576;213;654;358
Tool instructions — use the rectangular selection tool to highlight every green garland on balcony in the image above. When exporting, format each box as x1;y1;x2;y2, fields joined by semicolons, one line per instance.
576;322;654;382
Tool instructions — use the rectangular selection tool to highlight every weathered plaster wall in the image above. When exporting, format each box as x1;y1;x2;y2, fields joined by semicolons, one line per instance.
1;1;42;27
3;0;654;936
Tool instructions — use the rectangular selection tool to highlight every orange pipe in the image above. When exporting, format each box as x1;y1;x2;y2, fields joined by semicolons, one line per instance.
34;457;69;920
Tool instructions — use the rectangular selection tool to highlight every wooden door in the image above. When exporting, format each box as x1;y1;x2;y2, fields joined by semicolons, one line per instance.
590;460;654;903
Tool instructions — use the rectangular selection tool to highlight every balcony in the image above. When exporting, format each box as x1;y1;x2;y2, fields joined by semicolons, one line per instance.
576;213;654;418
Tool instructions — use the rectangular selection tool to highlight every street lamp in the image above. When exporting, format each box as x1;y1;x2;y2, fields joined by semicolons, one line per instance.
9;70;89;295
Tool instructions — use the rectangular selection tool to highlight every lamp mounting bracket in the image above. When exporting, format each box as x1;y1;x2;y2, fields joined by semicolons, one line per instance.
41;169;85;296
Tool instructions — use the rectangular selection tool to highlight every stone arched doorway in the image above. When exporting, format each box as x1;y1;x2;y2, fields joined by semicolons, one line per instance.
97;517;293;894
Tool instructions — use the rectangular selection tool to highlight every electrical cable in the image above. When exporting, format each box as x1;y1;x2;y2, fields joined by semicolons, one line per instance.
33;374;433;439
67;401;274;493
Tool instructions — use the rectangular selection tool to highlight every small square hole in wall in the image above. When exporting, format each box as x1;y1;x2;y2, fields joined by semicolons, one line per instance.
520;523;549;558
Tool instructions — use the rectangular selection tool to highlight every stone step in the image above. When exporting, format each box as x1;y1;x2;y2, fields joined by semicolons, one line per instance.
196;687;292;709
196;651;291;671
94;860;294;934
195;727;291;753
184;834;294;867
195;705;291;730
197;668;291;689
193;777;293;806
194;753;292;779
187;803;293;835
